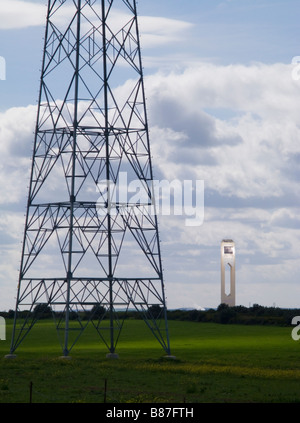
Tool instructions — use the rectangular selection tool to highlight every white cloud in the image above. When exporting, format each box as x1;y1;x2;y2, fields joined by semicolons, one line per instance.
145;62;300;201
0;105;35;205
139;16;193;48
0;0;193;52
0;0;46;29
270;208;300;229
140;61;300;307
146;63;299;119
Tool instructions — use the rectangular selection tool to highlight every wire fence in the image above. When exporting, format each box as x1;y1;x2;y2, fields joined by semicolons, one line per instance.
24;379;198;404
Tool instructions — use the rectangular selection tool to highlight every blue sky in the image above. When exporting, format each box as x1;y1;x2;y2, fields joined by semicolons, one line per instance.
0;0;300;310
2;0;300;108
139;0;300;64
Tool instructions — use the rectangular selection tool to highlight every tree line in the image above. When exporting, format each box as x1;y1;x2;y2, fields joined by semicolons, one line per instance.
167;303;299;326
1;303;299;326
0;304;166;321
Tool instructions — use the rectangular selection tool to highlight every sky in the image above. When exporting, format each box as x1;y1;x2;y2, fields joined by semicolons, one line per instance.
0;0;300;310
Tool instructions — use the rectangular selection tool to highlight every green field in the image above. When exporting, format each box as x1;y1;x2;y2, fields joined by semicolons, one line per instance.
1;319;300;403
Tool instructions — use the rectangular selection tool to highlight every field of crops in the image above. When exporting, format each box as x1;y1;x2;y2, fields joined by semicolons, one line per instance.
0;319;300;403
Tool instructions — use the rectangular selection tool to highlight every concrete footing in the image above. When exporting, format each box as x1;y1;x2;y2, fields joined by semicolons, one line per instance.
4;354;17;359
106;352;119;359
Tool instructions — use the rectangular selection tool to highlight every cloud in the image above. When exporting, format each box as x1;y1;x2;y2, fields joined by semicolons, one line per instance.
0;105;36;205
146;62;299;119
0;0;46;29
0;0;193;51
144;62;300;202
138;16;193;48
150;96;242;149
1;60;300;309
269;208;300;229
158;204;300;308
137;61;300;308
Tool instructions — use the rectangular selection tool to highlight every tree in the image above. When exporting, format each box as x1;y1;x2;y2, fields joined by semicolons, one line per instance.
33;303;52;319
148;305;163;319
217;303;236;324
217;303;229;311
91;304;106;320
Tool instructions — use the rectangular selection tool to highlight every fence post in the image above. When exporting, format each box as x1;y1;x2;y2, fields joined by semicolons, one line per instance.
29;381;33;403
104;378;107;403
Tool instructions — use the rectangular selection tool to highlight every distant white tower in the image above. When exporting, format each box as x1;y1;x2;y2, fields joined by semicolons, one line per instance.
221;239;236;306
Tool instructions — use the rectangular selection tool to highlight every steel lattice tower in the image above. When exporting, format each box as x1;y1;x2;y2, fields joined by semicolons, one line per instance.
7;0;172;358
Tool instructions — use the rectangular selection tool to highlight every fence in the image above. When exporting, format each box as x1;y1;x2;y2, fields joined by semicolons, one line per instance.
22;379;196;404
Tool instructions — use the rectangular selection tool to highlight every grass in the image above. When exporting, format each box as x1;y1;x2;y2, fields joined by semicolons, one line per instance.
1;319;300;403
